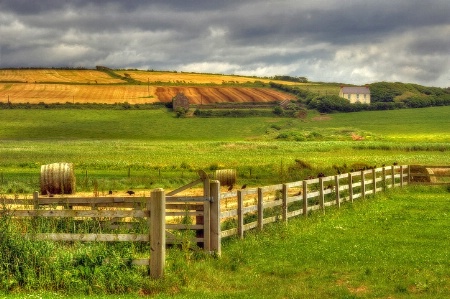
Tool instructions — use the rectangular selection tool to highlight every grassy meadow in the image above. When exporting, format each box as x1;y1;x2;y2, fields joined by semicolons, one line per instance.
1;106;449;194
1;186;449;298
1;102;450;297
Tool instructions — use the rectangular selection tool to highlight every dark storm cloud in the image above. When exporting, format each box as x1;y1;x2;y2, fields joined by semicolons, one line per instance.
0;0;449;86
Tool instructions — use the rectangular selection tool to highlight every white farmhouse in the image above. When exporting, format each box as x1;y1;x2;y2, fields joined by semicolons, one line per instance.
339;86;370;104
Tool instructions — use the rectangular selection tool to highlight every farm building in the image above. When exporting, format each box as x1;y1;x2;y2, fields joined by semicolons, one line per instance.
172;92;190;111
339;86;370;104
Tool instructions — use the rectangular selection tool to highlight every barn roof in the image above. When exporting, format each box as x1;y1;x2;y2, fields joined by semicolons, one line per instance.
340;86;370;94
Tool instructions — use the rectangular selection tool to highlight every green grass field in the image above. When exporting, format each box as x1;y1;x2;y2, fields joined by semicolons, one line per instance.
2;186;449;298
1;105;450;297
163;186;450;298
0;106;449;193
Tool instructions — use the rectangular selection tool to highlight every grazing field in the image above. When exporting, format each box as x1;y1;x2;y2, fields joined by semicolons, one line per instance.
1;186;449;297
0;106;449;194
161;186;450;298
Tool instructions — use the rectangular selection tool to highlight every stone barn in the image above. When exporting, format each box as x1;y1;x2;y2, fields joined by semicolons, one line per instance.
172;92;190;111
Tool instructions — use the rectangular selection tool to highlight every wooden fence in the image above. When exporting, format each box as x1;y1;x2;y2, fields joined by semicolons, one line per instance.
219;165;408;238
2;164;447;279
0;176;221;279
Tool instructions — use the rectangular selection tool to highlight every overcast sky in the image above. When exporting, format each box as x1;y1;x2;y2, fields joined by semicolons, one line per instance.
1;0;449;87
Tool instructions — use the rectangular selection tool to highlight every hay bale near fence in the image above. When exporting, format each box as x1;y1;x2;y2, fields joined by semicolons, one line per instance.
409;165;436;183
40;163;76;195
215;169;237;187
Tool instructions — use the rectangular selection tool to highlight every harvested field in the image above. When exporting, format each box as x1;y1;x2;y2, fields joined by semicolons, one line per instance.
1;83;292;104
1;83;156;104
0;69;124;84
0;69;324;105
114;70;297;85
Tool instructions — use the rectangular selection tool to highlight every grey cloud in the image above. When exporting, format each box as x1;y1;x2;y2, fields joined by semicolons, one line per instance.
0;0;449;86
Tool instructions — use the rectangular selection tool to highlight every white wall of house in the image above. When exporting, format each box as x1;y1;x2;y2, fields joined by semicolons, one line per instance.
339;87;371;104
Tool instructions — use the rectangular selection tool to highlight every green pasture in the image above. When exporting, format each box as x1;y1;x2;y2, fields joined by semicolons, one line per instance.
0;106;449;193
1;106;449;142
2;186;450;298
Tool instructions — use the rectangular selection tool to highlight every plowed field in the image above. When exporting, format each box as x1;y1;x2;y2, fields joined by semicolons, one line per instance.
1;83;292;104
155;86;291;103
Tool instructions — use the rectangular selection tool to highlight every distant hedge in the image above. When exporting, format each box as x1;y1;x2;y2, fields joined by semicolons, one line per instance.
193;108;275;117
0;102;168;110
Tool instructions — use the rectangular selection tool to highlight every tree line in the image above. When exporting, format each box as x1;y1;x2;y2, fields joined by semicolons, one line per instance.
270;82;450;113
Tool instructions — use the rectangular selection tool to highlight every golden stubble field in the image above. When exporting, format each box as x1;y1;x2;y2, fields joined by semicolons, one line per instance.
0;69;296;104
1;83;154;104
114;70;302;85
0;69;124;84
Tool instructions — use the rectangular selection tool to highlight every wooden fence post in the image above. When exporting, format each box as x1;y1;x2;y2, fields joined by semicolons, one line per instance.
237;190;244;239
348;173;353;203
33;191;39;227
372;168;377;195
400;166;404;188
203;195;211;252
334;175;340;208
361;170;366;200
196;175;210;248
33;191;39;210
209;180;221;256
382;167;386;192
407;165;411;185
282;184;288;222
391;166;395;188
319;177;325;212
257;187;264;231
302;180;308;217
150;188;165;279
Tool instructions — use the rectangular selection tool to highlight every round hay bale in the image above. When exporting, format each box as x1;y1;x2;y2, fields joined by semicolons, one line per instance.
40;162;76;195
215;169;237;187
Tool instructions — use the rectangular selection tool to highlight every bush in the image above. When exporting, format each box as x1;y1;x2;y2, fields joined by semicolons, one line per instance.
307;95;355;113
175;107;187;118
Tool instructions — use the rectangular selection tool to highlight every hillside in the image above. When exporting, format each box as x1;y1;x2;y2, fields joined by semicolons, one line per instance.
369;81;450;107
0;68;300;104
1;68;448;107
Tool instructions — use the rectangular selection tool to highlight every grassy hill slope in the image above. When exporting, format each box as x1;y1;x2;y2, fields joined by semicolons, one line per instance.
2;68;448;108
